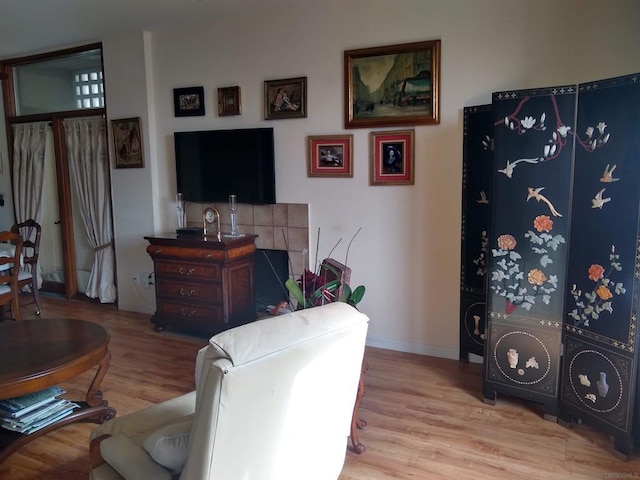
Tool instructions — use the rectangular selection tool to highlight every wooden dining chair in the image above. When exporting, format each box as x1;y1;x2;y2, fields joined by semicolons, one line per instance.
10;219;42;316
0;231;24;321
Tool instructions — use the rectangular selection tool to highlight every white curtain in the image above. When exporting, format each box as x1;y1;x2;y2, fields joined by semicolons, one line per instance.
64;117;116;303
12;122;47;225
12;122;47;287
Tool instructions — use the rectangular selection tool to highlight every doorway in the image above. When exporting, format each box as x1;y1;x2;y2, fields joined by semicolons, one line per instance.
1;44;116;302
39;125;95;295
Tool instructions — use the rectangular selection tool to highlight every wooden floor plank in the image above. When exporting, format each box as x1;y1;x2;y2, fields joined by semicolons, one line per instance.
0;295;639;479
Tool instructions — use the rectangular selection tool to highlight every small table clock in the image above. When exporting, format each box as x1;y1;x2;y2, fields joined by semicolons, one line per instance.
202;207;221;239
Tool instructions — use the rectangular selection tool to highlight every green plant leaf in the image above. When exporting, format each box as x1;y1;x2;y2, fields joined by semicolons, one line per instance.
339;283;352;303
348;285;366;306
285;278;307;308
309;279;341;302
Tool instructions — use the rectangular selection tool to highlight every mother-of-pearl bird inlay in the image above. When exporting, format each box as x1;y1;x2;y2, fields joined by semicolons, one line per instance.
592;188;612;209
527;187;563;217
600;164;619;183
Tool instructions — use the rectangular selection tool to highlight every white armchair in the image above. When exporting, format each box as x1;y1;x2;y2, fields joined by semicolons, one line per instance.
89;302;369;480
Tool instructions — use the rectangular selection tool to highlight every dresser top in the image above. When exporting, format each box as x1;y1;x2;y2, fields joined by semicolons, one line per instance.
145;232;258;250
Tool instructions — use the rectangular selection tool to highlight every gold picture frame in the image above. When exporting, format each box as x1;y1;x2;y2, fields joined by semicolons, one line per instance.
112;117;144;169
307;134;353;178
370;129;415;185
218;86;241;116
345;40;440;129
264;76;307;120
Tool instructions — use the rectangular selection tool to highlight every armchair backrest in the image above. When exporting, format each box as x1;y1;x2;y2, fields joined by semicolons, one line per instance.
182;302;369;480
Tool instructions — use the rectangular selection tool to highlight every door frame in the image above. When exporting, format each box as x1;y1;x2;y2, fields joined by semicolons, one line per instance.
1;43;110;300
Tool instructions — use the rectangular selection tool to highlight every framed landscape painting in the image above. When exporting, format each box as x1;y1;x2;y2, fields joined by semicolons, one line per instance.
370;129;414;185
307;134;353;177
344;40;440;128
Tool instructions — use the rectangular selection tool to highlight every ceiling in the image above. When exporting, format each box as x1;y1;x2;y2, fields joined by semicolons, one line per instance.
0;0;289;60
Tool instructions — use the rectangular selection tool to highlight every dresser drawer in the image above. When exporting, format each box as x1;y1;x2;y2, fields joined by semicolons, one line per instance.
155;278;222;302
155;260;220;281
157;301;224;324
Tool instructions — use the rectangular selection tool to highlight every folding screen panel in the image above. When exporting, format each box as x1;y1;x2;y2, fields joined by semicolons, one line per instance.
460;104;493;361
559;73;640;457
483;85;578;419
476;72;640;455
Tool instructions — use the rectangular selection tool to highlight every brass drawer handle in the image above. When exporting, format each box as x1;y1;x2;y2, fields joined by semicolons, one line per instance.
179;288;196;297
154;249;162;254
178;267;196;276
180;308;196;317
205;253;212;258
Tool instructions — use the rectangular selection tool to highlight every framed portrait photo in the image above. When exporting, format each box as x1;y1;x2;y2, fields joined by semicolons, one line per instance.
112;117;144;169
173;86;205;117
218;86;241;116
344;39;440;128
370;129;415;185
264;76;307;120
307;135;353;178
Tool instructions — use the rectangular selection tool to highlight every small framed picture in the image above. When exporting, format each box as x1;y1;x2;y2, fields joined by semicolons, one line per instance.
307;135;353;178
370;129;415;185
173;86;205;117
218;86;241;116
264;76;307;120
111;117;144;168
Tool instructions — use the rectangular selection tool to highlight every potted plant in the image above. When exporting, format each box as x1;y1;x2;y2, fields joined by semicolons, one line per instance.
284;228;366;310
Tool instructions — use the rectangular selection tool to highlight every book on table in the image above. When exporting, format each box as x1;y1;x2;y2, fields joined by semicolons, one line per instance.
0;386;66;418
0;386;79;435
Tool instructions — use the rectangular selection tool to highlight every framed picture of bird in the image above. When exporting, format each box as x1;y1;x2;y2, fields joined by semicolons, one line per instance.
307;134;353;178
112;117;144;168
370;129;414;185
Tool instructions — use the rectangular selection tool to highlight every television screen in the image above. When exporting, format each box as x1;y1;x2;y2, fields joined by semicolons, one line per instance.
174;127;276;204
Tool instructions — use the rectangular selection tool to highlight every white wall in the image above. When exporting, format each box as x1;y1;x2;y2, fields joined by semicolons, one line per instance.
99;0;639;356
102;32;157;313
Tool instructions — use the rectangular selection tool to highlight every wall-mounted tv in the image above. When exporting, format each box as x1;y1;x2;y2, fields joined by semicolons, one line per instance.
174;127;276;204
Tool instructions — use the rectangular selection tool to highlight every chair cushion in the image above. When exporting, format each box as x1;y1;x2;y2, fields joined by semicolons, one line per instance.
142;418;192;473
17;271;33;281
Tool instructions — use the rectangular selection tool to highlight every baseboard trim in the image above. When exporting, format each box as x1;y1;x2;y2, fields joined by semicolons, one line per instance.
365;335;458;360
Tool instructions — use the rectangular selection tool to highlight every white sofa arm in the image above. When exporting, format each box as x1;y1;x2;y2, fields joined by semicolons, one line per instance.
100;435;172;480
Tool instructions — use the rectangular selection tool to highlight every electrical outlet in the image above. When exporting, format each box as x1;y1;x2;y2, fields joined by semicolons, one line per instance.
134;272;154;288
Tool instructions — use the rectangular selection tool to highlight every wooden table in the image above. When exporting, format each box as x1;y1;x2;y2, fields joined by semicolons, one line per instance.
0;318;116;464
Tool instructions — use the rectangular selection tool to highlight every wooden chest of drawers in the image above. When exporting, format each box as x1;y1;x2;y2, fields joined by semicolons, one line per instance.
144;234;257;336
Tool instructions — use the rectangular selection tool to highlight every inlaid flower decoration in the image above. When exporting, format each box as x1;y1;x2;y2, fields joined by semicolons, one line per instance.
497;95;611;179
567;245;625;327
490;215;564;314
472;230;488;279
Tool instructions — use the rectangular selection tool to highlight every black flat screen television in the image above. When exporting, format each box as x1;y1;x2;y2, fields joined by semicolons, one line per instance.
174;127;276;204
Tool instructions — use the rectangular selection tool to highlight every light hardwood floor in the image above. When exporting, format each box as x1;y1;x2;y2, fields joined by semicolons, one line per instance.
1;295;639;479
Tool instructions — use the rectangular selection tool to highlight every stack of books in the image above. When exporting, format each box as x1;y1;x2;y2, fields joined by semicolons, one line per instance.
0;386;79;435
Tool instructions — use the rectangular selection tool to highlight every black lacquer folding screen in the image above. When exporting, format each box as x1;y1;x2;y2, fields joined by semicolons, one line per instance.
476;72;640;456
460;105;493;361
559;74;640;457
483;85;577;419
